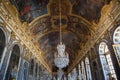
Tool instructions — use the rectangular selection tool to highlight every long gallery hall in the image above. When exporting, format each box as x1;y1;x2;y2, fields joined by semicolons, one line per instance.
0;0;120;80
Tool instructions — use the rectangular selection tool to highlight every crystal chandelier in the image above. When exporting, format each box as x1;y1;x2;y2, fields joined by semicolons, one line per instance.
54;42;69;68
54;0;69;78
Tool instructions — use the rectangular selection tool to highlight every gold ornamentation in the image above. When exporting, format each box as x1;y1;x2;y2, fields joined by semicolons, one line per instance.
0;1;51;73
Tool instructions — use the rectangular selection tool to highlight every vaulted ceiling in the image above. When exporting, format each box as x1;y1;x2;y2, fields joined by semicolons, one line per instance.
9;0;111;72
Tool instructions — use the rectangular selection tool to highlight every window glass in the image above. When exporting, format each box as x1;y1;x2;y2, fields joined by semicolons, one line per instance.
113;26;120;44
85;57;92;80
99;42;117;80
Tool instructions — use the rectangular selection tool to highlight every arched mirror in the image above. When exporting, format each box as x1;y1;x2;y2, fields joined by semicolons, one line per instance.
5;45;20;80
22;61;29;80
0;28;6;68
29;59;34;76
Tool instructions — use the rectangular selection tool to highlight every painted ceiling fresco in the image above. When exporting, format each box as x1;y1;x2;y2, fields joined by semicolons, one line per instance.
9;0;112;72
71;0;111;22
9;0;49;23
30;16;52;35
9;0;111;23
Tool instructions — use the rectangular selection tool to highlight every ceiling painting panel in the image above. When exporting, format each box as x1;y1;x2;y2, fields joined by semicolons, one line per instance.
30;16;52;35
71;0;111;22
9;0;49;23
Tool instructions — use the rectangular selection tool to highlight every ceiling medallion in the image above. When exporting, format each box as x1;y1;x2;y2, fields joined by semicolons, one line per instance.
54;0;69;79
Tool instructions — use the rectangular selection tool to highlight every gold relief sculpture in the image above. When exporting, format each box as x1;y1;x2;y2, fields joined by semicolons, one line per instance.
22;22;28;32
101;4;111;19
51;16;68;29
11;31;16;39
24;50;31;61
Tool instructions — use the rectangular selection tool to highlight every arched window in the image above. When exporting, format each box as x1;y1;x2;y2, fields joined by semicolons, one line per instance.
113;26;120;44
99;42;117;80
85;57;92;80
81;61;86;80
78;64;82;80
22;61;29;80
29;59;34;75
5;45;20;80
113;26;120;66
0;28;6;69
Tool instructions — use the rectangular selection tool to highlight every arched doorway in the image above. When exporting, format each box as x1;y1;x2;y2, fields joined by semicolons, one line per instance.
5;45;20;80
